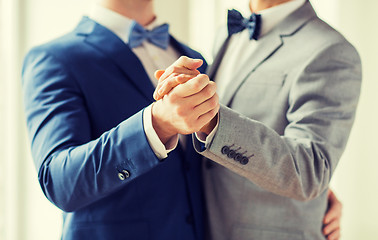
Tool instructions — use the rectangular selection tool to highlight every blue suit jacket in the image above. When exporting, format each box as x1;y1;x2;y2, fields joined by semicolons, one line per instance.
22;17;207;240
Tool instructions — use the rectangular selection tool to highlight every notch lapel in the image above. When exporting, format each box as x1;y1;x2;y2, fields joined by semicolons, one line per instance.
220;33;284;105
77;17;155;102
220;0;317;106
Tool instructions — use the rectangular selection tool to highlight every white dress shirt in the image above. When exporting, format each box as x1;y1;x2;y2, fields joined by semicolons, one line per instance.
197;0;306;143
89;5;180;159
216;0;306;99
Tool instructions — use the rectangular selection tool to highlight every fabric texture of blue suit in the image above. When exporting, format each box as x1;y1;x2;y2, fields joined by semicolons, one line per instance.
22;17;207;240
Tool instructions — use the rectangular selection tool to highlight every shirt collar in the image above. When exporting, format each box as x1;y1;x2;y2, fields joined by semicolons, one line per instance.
254;0;306;37
88;4;163;44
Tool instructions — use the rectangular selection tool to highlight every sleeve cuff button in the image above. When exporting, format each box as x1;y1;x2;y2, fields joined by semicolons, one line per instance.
118;170;130;181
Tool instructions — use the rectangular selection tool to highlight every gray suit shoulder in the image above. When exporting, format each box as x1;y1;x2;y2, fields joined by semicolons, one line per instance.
305;17;359;54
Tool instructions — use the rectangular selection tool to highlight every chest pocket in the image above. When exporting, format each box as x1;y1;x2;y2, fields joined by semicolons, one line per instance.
244;70;286;85
229;71;287;121
233;70;287;103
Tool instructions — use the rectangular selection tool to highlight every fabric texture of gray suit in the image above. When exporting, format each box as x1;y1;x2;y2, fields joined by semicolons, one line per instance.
194;1;362;239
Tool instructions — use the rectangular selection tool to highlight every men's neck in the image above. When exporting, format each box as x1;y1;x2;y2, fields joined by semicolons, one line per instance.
99;0;156;26
249;0;293;12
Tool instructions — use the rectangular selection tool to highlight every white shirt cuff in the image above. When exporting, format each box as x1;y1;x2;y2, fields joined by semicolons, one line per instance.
143;104;179;159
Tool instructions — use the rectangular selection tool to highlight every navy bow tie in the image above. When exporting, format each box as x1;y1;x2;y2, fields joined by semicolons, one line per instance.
227;9;262;40
128;21;170;49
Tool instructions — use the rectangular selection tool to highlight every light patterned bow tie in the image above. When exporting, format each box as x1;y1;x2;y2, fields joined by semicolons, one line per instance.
128;21;170;49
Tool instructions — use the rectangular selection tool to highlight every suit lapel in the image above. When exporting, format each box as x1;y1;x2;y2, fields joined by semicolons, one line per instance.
208;37;231;80
220;33;284;105
76;17;155;102
220;0;317;106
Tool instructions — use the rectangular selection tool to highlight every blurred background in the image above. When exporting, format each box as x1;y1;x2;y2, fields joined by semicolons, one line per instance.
0;0;377;239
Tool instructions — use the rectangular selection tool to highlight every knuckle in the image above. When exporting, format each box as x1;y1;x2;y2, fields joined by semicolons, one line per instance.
175;107;185;117
198;74;210;82
204;86;214;98
210;81;217;90
192;80;202;92
176;105;189;117
171;66;179;72
167;79;176;87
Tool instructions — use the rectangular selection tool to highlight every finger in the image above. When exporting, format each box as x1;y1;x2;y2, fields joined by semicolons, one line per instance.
159;56;202;81
196;102;220;129
154;73;179;100
175;56;203;70
187;81;217;106
154;70;165;81
324;204;341;224
156;74;197;100
173;74;210;98
324;195;342;224
193;92;219;117
156;67;198;100
323;219;340;236
326;228;340;240
159;66;200;83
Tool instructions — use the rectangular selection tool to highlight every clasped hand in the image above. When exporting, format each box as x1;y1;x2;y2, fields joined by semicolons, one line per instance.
151;56;219;144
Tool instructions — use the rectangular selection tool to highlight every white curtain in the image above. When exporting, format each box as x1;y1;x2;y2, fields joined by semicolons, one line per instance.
1;0;28;239
1;0;377;239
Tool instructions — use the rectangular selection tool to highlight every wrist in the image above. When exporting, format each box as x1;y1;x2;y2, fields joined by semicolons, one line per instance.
151;102;177;144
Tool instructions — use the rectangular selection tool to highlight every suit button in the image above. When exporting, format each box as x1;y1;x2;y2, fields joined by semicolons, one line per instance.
118;170;130;180
227;150;237;159
186;215;194;225
240;157;249;165
118;172;125;180
221;146;230;155
234;153;243;162
122;170;130;178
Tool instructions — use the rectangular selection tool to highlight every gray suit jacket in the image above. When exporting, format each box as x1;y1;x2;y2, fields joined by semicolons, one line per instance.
194;1;362;240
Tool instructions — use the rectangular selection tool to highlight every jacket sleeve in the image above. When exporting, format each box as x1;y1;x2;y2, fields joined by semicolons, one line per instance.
194;41;362;201
22;48;160;212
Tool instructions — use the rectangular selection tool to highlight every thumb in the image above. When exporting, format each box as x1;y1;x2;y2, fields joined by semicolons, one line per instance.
176;56;203;70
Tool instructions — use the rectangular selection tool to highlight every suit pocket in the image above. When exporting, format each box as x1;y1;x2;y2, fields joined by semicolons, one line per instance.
231;226;304;240
230;71;288;124
246;71;287;85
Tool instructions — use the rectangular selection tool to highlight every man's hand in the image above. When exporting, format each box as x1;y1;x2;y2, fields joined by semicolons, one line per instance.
153;56;203;101
151;73;219;144
323;189;342;240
